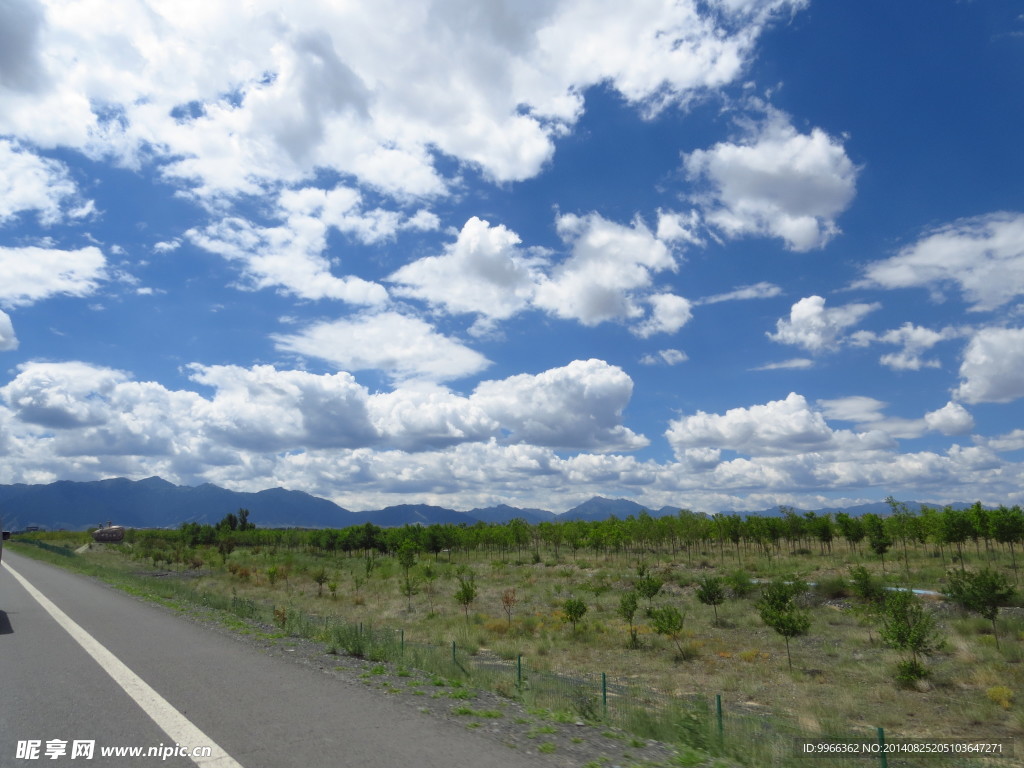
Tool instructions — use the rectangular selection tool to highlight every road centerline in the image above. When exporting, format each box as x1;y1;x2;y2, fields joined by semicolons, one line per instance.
3;561;245;768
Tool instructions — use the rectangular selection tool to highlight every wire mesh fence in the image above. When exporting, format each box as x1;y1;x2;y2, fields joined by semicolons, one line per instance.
202;592;1013;768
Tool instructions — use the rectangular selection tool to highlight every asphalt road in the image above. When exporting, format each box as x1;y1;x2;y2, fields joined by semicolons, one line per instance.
0;550;542;768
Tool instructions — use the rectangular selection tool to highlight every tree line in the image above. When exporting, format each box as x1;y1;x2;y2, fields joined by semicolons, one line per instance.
135;500;1024;573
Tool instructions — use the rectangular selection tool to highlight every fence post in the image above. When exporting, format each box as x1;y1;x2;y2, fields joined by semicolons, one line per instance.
399;628;404;656
452;640;457;666
716;694;723;741
602;672;608;718
517;655;522;690
877;727;887;768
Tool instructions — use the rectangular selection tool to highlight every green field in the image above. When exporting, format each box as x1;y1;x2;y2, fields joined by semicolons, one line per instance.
12;503;1024;767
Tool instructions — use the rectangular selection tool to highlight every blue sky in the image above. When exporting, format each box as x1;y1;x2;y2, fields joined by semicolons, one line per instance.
1;0;1023;514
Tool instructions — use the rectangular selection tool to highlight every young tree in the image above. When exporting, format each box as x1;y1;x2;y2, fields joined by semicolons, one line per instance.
885;497;915;576
634;564;663;608
397;540;420;611
879;590;941;682
991;506;1024;582
846;565;886;642
618;591;640;648
501;587;518;628
562;598;587;632
863;514;892;573
695;575;727;625
835;512;865;555
650;605;687;658
940;507;974;571
312;567;328;597
454;575;477;623
945;568;1016;649
756;579;810;671
421;563;439;614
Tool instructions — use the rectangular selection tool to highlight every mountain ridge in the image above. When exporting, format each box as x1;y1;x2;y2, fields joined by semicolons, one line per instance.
0;477;986;532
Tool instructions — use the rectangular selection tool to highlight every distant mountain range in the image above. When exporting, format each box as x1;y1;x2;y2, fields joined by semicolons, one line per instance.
0;476;981;532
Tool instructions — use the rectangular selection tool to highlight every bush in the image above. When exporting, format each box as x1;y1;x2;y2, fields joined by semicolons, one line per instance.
987;686;1014;709
725;569;754;598
849;565;885;603
814;575;851;599
894;659;929;687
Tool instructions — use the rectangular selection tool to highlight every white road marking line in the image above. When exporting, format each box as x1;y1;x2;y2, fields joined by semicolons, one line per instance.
3;560;245;768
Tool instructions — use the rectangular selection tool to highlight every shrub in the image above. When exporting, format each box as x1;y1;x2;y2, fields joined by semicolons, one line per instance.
894;659;929;686
725;569;754;598
272;605;287;628
849;565;885;603
483;618;509;635
814;575;851;599
987;686;1014;709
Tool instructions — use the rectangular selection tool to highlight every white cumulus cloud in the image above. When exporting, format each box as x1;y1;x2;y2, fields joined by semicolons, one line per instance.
0;245;107;308
850;322;964;371
924;402;975;436
533;213;678;329
954;326;1024;404
684;110;858;251
388;216;544;320
0;310;19;351
2;361;131;429
0;358;649;484
188;364;379;452
857;212;1024;311
768;295;879;353
666;392;893;459
819;396;974;440
272;311;491;383
472;359;648;451
0;140;93;226
0;0;806;201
